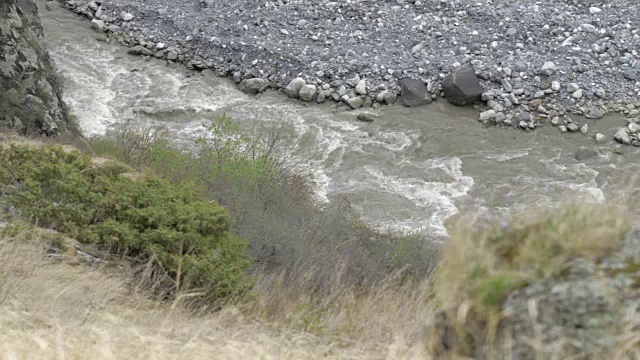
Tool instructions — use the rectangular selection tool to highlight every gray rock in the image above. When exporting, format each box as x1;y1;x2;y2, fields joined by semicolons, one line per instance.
122;13;134;22
629;123;640;134
479;109;496;121
442;63;484;106
580;124;589;134
567;123;580;132
355;79;367;95
298;84;317;102
167;51;178;61
540;61;557;75
90;19;105;32
567;83;580;93
551;81;561;91
501;79;513;93
376;90;397;105
239;78;268;95
614;128;632;145
595;133;606;143
347;97;364;109
285;77;306;98
316;91;326;103
398;78;432;107
572;89;583;99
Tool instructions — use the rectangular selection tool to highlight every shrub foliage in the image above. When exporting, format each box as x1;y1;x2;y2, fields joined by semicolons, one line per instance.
0;144;252;303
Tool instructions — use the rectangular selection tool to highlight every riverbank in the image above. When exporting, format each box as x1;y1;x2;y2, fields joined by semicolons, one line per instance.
53;0;640;141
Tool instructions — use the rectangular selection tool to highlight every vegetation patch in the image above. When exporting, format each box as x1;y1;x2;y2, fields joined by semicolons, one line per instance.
0;144;252;304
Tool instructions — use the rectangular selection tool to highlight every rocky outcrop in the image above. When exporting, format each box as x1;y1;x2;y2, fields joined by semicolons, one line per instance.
442;64;484;106
0;0;74;135
433;229;640;359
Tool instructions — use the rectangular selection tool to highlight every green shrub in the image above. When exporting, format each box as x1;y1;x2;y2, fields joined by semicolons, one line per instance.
0;144;252;304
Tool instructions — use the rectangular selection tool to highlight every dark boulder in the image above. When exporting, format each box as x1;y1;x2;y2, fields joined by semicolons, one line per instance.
442;64;484;106
398;78;432;107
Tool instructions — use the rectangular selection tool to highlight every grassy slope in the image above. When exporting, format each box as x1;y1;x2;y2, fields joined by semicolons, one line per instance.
1;136;638;359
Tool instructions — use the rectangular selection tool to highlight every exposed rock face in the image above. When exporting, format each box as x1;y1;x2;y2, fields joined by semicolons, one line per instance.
442;64;484;106
0;0;74;135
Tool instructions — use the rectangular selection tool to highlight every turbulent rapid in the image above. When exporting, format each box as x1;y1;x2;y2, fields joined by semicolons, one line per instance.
39;2;640;239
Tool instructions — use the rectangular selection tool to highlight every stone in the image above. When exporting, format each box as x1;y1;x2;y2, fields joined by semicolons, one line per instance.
540;62;557;75
567;123;579;132
530;99;543;109
551;117;560;126
567;83;580;93
442;63;484;106
167;51;178;61
122;13;134;22
398;78;432;107
580;124;589;134
614;128;631;145
285;77;306;98
90;19;105;32
356;113;377;122
376;90;397;105
232;71;242;84
595;133;606;143
347;97;364;109
629;123;640;134
127;45;153;56
501;79;513;93
479;110;496;121
589;7;603;14
239;78;267;95
355;79;367;95
572;89;583;99
551;81;561;91
298;84;317;102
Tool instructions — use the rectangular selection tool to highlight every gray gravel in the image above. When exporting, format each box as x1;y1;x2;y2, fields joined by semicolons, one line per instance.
59;0;640;134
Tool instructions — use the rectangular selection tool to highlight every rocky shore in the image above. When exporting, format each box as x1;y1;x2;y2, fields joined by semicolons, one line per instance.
55;0;639;145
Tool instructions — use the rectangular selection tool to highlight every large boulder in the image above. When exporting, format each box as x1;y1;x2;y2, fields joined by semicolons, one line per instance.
442;64;484;106
239;78;267;95
398;78;432;107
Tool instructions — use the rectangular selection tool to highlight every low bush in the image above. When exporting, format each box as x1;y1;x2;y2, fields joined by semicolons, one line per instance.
0;144;252;304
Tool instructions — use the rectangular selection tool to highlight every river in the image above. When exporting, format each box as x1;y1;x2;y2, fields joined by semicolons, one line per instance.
38;2;640;239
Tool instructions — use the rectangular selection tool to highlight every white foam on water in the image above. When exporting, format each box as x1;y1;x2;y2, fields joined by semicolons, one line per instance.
363;157;474;236
483;149;530;162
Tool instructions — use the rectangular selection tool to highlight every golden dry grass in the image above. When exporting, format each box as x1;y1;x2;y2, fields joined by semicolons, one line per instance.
0;229;434;360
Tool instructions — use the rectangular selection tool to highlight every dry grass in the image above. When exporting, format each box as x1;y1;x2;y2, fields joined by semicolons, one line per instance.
0;228;434;360
1;202;639;359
